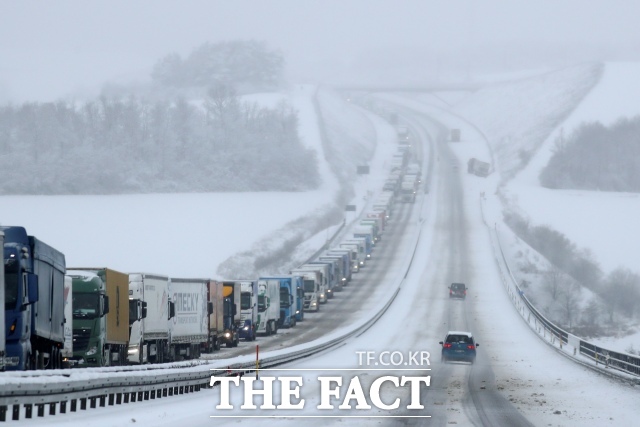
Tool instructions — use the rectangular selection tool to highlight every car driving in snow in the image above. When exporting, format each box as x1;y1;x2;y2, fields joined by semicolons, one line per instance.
449;282;467;299
439;331;478;364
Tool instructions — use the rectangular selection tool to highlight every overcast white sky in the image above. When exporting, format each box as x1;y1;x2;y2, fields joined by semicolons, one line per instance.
1;0;639;102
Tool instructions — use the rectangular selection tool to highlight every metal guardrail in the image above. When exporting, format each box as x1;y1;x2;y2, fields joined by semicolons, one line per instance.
481;197;640;383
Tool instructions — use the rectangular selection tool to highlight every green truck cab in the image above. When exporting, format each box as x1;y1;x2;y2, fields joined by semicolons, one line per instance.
68;268;130;367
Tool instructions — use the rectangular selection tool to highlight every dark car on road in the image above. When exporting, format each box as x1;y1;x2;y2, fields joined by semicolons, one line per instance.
440;331;478;364
449;282;467;299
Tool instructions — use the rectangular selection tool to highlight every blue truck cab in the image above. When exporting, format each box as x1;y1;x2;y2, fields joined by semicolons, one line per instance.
260;276;298;328
2;226;66;371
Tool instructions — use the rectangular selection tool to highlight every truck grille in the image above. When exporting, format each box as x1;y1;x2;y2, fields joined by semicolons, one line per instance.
73;329;91;352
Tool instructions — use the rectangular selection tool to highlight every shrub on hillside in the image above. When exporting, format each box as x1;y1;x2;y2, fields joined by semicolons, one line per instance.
540;116;640;192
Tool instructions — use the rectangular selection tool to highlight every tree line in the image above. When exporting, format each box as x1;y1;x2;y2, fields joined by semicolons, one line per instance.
505;211;640;334
540;116;640;192
0;86;319;194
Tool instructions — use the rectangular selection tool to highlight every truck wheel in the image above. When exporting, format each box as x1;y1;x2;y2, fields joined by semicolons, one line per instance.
266;322;272;336
272;321;278;334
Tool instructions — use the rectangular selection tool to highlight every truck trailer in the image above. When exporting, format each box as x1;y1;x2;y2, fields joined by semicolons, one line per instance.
170;278;210;360
127;273;175;364
203;280;224;352
68;268;130;367
2;226;66;371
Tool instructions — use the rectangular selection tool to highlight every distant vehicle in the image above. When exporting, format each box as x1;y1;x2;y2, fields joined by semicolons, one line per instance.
449;283;467;299
397;126;410;142
467;158;490;177
400;181;416;203
439;331;479;364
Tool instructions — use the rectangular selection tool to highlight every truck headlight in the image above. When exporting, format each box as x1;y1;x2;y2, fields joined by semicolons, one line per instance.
86;346;97;356
224;332;231;338
243;326;249;331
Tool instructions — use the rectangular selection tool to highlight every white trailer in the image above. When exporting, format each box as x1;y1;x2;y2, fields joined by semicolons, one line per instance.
127;273;175;364
256;279;280;335
169;278;209;360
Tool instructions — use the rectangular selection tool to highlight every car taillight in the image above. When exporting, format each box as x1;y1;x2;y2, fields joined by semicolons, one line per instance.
467;344;475;350
443;343;452;348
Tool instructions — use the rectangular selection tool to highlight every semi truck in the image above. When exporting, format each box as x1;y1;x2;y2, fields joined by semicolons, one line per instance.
340;241;365;271
256;279;281;335
319;256;344;289
307;261;338;297
298;264;328;303
328;249;355;280
322;252;350;285
0;231;4;371
290;269;320;312
67;268;130;367
400;181;417;203
239;280;258;341
467;158;491;177
127;273;175;364
203;280;224;352
2;226;66;370
260;277;297;328
221;281;242;347
351;230;374;257
169;278;210;360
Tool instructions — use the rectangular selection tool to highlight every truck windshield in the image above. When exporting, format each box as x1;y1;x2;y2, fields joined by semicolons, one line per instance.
128;300;139;325
303;280;315;293
279;289;290;307
257;295;266;312
73;293;100;319
5;271;18;310
241;292;252;310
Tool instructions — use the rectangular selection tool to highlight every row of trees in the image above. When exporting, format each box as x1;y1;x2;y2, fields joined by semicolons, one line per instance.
505;211;640;331
0;85;319;194
540;116;640;192
151;40;284;93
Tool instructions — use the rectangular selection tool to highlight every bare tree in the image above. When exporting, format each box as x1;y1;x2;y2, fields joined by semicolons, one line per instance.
543;266;565;301
560;282;581;329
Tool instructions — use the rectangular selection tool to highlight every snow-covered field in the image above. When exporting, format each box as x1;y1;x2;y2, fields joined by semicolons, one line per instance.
0;85;380;280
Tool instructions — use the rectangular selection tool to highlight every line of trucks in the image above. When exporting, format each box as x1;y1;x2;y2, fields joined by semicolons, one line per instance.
383;125;422;203
1;198;393;370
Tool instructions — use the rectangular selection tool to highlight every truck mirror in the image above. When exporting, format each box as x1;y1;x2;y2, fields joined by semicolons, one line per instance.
207;301;214;315
27;273;39;304
102;295;110;316
141;301;148;319
169;301;176;320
